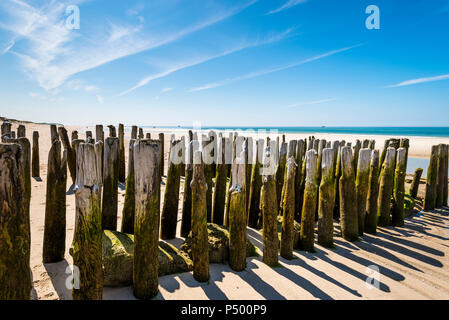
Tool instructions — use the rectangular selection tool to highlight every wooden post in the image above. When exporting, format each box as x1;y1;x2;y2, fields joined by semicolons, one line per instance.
212;136;229;226
424;145;438;210
333;145;342;220
299;149;318;251
50;124;58;144
281;156;296;259
443;145;449;207
261;141;279;266
43;140;67;263
228;140;247;271
159;133;165;178
352;139;361;176
1;121;12;142
355;148;371;236
276;142;287;210
365;150;380;234
107;125;116;137
102;137;119;230
392;148;407;226
294;140;305;221
339;146;358;241
121;139;136;234
191;150;209;282
131;126;137;140
17;125;25;138
160;139;182;240
32;131;40;178
95;125;104;143
86;131;93;140
201;136;214;222
71;131;78;141
181;136;194;237
58;127;76;184
377;147;396;226
138;128;144;139
118;124;125;183
436;144;446;208
0;143;31;300
369;140;376;150
410;168;423;199
247;139;263;228
318;148;336;248
362;139;370;149
379;139;390;168
72;143;103;300
133;139;161;299
245;137;253;213
16;138;31;252
146;133;151;140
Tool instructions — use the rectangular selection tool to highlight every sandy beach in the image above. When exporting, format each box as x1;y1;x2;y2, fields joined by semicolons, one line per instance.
6;120;449;300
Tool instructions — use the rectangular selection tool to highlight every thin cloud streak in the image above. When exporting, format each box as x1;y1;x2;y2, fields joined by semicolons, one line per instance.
119;27;298;96
267;0;307;15
387;74;449;88
287;98;336;107
189;44;362;92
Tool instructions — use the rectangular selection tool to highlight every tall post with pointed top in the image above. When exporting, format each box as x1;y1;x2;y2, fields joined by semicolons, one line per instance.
50;124;58;144
0;143;31;300
365;150;380;234
72;143;103;300
424;145;438;210
392;147;407;226
181;133;195;237
281;156;296;259
43;140;67;263
228;139;247;271
276;142;287;210
352;140;361;176
160;138;182;240
191;150;210;282
377;147;396;226
158;133;165;178
102;137;119;230
133;139;161;299
294;140;305;221
32;131;40;178
212;136;230;226
339;146;358;241
121;139;136;234
58;127;76;184
261;141;279;266
355;148;371;236
318;148;336;248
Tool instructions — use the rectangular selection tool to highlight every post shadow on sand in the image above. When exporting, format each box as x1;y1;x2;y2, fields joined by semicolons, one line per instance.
43;259;72;300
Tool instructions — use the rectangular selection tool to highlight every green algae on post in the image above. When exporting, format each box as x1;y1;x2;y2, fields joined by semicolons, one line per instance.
377;147;396;226
281;156;296;259
121;139;136;234
424;145;438;210
392;147;407;226
365;150;380;234
318;148;336;248
355;148;371;236
102;136;119;230
339;146;358;241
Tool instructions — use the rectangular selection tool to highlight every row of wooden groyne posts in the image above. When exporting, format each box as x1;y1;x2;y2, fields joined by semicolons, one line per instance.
0;120;448;300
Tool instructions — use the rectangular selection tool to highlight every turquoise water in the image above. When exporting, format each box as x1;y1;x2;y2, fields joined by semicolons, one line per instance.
142;126;449;138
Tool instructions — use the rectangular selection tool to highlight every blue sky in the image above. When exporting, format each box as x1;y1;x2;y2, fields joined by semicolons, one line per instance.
0;0;448;126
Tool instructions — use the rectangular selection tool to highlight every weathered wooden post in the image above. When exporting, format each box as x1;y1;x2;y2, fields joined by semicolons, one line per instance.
392;148;407;226
191;150;209;282
72;143;103;300
16;138;31;248
228;141;247;271
95;125;104;143
352;140;361;176
281;157;296;259
294;140;305;220
339;146;358;241
245;137;253;212
133;139;161;299
377;147;396;226
159;133;165;177
118;124;126;183
424;145;438;210
17;125;25;138
436;144;446;208
86;131;93;141
58;127;76;184
201;135;214;222
121;139;136;234
181;136;195;237
43;140;67;263
379;139;390;168
409;168;423;199
212;136;229;226
107;125;116;137
160;138;182;240
355;148;371;236
247;139;263;228
299;149;318;251
138;128;144;139
71;131;78;141
369;140;376;150
362;139;370;149
333;145;342;220
102;137;119;230
261;142;279;266
365;150;380;234
443;144;449;207
145;133;151;140
0;143;31;300
32;131;40;178
317;148;336;248
1;120;12;142
276;142;287;210
131;126;137;140
50;124;58;144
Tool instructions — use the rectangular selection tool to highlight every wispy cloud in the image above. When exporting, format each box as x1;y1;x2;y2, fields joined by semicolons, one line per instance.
387;74;449;88
161;87;173;93
267;0;307;15
0;0;258;91
189;44;362;92
119;27;298;96
96;95;104;104
287;98;336;107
